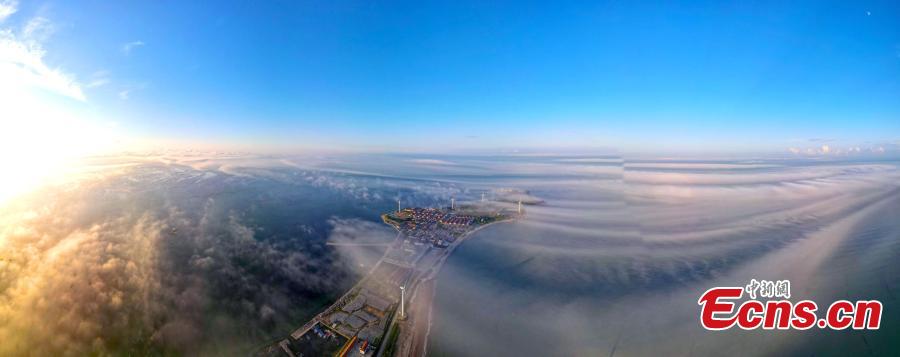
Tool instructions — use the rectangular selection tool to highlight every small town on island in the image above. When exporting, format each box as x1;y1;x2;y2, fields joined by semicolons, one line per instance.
258;197;524;357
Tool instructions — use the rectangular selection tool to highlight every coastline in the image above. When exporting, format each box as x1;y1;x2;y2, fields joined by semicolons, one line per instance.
268;209;517;357
398;218;512;356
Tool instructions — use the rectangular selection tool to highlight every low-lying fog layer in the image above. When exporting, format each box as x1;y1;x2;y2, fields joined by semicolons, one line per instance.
429;157;900;356
0;153;898;355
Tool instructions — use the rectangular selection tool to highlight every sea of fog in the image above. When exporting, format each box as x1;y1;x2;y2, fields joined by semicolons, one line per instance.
0;153;898;355
426;156;900;356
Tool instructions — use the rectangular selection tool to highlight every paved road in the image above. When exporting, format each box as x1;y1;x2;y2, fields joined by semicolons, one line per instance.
326;242;393;247
408;279;435;357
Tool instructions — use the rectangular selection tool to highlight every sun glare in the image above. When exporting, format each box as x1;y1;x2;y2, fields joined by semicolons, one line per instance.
0;87;121;205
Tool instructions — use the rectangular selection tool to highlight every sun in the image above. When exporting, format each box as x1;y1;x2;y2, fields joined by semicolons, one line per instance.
0;86;123;205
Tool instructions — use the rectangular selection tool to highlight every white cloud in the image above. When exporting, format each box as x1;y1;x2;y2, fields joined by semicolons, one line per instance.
86;78;109;88
0;6;84;101
407;158;457;166
0;0;16;22
0;28;85;101
86;70;110;88
118;82;147;100
121;40;144;55
22;16;53;41
0;4;125;204
786;143;894;157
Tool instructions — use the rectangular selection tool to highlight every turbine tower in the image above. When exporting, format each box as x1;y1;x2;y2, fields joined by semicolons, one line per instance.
481;192;485;202
399;285;406;320
518;200;522;215
397;199;401;213
451;197;455;210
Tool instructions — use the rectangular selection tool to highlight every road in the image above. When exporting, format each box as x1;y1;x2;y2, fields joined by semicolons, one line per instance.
290;233;401;341
389;220;506;357
270;208;517;357
408;279;435;357
326;242;393;247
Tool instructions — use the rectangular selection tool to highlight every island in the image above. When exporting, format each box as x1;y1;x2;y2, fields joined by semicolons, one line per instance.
258;201;520;357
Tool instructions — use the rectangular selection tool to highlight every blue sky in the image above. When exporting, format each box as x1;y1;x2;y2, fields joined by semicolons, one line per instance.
2;0;899;154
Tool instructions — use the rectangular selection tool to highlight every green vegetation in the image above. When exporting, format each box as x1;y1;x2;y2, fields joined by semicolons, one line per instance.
380;322;401;357
381;214;403;228
474;214;508;225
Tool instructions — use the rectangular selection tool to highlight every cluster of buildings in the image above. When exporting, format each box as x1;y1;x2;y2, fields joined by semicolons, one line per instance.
440;214;475;226
277;254;417;357
324;289;390;339
281;285;394;357
403;207;475;226
268;205;511;357
392;208;475;247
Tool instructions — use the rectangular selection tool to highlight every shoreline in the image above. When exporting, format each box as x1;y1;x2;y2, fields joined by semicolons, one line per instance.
269;209;517;357
399;218;512;356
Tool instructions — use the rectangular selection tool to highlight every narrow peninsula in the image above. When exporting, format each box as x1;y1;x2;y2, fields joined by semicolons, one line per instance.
260;201;520;357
